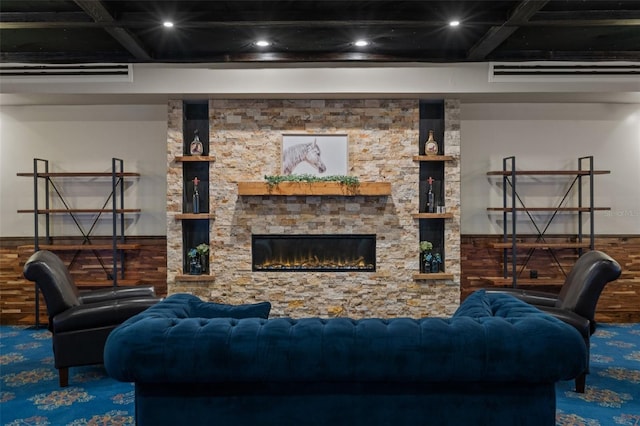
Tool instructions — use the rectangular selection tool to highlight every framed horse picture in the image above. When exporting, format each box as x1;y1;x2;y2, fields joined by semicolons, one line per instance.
281;134;348;176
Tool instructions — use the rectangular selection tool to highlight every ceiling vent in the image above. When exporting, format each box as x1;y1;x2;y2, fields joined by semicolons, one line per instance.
0;64;133;83
489;62;640;83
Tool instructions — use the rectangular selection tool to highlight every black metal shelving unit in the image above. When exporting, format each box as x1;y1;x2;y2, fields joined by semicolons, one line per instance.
17;158;141;326
485;155;610;288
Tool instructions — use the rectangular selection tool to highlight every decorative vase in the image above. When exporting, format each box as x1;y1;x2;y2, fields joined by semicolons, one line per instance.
200;254;208;274
426;176;435;213
422;252;433;273
190;130;204;155
189;257;202;275
192;177;200;214
424;130;439;155
430;253;442;273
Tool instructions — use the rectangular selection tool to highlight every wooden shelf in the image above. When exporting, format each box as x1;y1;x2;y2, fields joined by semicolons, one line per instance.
487;207;610;212
19;243;142;251
490;242;591;249
175;274;216;282
413;272;454;281
483;277;564;286
412;155;455;162
174;155;216;162
412;212;454;219
18;208;141;214
17;172;140;177
237;181;391;196
487;170;610;176
175;213;215;220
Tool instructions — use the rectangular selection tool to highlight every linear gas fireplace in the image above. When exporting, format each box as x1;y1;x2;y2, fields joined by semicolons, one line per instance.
252;234;376;272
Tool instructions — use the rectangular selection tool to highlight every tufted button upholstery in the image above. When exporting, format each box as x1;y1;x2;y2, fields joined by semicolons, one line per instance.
105;291;586;385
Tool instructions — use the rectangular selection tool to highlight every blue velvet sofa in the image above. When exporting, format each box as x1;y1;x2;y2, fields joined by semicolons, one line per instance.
104;291;586;426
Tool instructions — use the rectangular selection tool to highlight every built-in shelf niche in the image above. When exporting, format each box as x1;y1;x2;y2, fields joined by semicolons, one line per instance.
181;101;211;274
417;100;447;278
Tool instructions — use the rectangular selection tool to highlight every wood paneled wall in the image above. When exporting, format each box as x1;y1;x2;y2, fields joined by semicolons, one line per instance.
1;235;638;325
461;235;640;323
0;237;167;326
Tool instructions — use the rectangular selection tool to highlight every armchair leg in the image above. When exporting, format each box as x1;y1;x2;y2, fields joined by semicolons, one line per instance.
575;372;586;393
59;367;69;387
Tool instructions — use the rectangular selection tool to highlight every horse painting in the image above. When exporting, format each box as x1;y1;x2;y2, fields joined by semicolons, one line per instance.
282;139;327;175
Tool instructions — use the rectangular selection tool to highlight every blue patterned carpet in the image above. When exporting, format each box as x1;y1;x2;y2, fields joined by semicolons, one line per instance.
1;323;639;425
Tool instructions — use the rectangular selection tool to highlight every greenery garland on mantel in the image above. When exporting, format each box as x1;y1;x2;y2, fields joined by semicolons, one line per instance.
264;174;360;193
264;174;359;185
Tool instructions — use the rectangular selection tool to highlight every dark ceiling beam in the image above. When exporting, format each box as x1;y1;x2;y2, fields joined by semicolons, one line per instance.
466;0;550;61
4;48;639;65
0;19;500;30
5;18;640;31
0;51;134;64
0;50;459;64
532;10;640;22
3;13;640;30
0;21;113;29
3;19;640;30
492;50;640;62
527;19;640;27
217;52;434;62
0;12;91;23
72;0;152;60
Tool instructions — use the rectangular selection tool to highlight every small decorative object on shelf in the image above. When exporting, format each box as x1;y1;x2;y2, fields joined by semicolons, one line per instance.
187;243;209;275
431;252;443;273
424;129;439;155
189;130;204;156
192;177;200;214
196;243;210;273
419;240;433;273
426;177;435;213
188;248;202;275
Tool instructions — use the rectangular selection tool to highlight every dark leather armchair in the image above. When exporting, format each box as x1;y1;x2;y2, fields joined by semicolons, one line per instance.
23;250;161;387
486;250;622;393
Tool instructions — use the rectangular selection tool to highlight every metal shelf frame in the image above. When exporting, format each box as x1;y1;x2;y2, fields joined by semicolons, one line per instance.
21;158;139;326
495;155;608;288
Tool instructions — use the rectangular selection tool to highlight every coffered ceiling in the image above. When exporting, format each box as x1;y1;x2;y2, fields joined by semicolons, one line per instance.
1;0;639;64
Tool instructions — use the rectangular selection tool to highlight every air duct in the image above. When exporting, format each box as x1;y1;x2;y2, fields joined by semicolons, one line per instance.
0;63;133;83
489;62;640;82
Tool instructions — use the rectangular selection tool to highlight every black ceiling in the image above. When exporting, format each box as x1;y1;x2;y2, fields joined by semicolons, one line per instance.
1;1;639;64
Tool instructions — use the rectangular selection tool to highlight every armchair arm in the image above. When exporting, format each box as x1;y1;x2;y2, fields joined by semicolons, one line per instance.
485;288;558;307
53;297;160;333
536;306;590;339
78;286;156;304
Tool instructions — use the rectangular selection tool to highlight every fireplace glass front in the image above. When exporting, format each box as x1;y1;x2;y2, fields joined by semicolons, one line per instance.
252;234;376;272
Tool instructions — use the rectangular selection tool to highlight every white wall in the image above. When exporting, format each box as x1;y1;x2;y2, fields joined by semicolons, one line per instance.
0;104;167;237
2;100;639;237
2;63;639;103
461;103;640;235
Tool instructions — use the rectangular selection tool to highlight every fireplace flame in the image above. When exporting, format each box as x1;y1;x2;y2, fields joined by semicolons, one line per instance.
252;234;376;272
256;254;372;270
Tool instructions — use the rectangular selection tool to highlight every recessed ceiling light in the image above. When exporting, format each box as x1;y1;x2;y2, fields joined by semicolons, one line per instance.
163;21;174;28
354;40;369;47
449;20;460;27
255;40;271;47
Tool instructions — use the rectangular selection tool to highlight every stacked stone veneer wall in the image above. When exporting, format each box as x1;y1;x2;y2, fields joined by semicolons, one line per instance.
167;99;461;318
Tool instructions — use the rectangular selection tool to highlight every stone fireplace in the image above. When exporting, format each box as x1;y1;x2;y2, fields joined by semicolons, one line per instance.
252;234;376;272
167;99;461;319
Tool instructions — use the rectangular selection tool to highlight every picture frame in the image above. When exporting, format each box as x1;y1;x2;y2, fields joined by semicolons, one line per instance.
281;134;348;176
